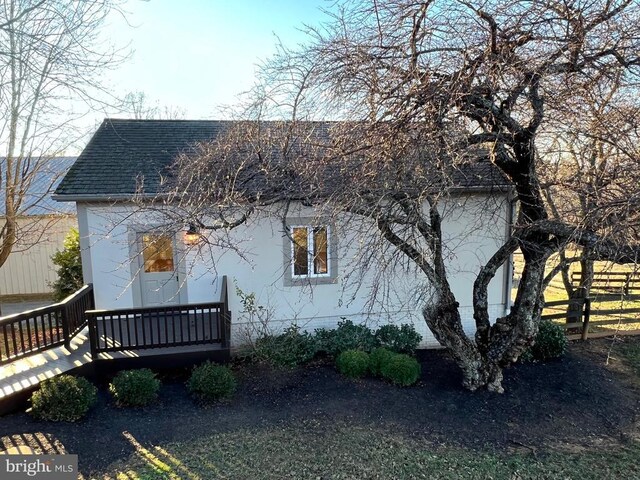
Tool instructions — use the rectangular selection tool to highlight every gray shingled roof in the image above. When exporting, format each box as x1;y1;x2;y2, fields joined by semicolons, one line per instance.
1;156;76;216
54;119;510;200
55;119;229;199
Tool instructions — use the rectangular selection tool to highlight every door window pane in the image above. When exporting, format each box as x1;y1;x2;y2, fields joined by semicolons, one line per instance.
142;234;175;273
292;227;309;275
313;227;328;274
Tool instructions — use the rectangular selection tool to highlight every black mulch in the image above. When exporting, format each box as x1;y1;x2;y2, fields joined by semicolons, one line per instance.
0;337;639;476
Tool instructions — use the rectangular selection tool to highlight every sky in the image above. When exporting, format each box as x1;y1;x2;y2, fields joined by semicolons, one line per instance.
102;0;333;121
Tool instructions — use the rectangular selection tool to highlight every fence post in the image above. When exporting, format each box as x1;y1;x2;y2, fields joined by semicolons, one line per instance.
624;273;631;296
566;286;586;331
581;298;591;341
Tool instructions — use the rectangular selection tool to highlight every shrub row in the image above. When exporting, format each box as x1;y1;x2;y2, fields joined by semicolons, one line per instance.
30;362;236;422
336;347;421;387
252;320;422;368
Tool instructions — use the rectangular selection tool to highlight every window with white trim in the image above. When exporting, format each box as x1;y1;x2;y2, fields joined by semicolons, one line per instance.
291;225;330;278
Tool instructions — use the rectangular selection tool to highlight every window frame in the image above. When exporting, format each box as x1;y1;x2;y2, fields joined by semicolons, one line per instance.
289;225;331;279
283;218;338;287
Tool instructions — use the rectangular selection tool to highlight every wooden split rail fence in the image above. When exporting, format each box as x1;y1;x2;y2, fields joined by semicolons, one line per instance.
571;271;640;297
542;295;640;340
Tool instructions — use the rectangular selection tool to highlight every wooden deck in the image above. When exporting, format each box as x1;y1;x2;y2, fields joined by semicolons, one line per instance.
0;328;93;403
0;277;232;415
0;326;228;415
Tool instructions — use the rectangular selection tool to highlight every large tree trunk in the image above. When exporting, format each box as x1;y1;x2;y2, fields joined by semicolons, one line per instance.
423;282;505;392
464;135;554;392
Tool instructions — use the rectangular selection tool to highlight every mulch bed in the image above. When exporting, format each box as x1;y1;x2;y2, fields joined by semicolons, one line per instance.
0;337;639;476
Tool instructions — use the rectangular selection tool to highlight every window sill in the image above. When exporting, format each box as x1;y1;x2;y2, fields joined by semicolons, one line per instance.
284;276;339;287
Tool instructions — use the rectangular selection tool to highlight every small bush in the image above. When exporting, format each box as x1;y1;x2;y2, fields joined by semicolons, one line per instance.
528;320;568;361
187;362;236;402
50;228;83;302
336;350;370;378
109;369;161;407
313;328;336;354
316;319;379;357
375;324;422;354
254;325;317;368
30;375;97;422
380;354;421;386
368;347;396;376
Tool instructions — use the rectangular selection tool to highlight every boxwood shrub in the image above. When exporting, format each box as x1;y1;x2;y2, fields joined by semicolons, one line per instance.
380;353;421;387
368;347;395;376
187;362;236;402
30;375;97;422
254;325;317;368
316;319;379;357
375;324;422;354
109;369;161;407
528;320;568;361
336;349;370;378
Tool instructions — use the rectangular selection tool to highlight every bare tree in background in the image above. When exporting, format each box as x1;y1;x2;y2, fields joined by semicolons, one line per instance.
0;0;126;268
540;74;640;309
121;91;186;120
153;0;640;392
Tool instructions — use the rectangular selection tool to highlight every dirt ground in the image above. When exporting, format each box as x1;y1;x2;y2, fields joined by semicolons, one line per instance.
0;337;638;476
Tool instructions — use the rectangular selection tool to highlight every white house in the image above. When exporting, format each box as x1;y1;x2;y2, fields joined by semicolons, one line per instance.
53;119;513;349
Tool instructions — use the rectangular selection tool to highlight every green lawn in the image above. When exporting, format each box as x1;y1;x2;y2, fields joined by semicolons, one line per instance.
99;421;640;480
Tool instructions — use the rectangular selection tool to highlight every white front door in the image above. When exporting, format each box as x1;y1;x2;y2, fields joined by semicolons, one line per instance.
139;233;180;306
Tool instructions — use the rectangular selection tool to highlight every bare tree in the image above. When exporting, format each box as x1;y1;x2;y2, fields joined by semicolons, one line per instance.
121;91;186;120
154;0;640;392
0;0;126;268
540;74;640;308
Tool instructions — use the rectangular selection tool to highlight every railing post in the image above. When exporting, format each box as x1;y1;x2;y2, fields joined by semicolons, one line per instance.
61;304;71;350
88;284;95;310
581;298;591;341
87;312;99;360
219;276;231;349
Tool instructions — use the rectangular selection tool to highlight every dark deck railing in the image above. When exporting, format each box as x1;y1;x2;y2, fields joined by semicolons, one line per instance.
88;276;231;358
0;284;94;365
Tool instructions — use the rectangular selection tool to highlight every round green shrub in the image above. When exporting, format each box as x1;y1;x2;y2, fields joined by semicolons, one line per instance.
375;324;422;354
30;375;97;422
109;369;161;407
380;354;421;386
336;349;370;378
368;347;395;376
187;361;236;402
529;320;568;361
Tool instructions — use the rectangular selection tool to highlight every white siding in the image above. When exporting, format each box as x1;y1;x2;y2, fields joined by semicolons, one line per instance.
79;194;510;349
0;216;78;296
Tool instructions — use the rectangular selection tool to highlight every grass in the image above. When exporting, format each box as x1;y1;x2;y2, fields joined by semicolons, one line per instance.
615;340;640;377
98;421;640;480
